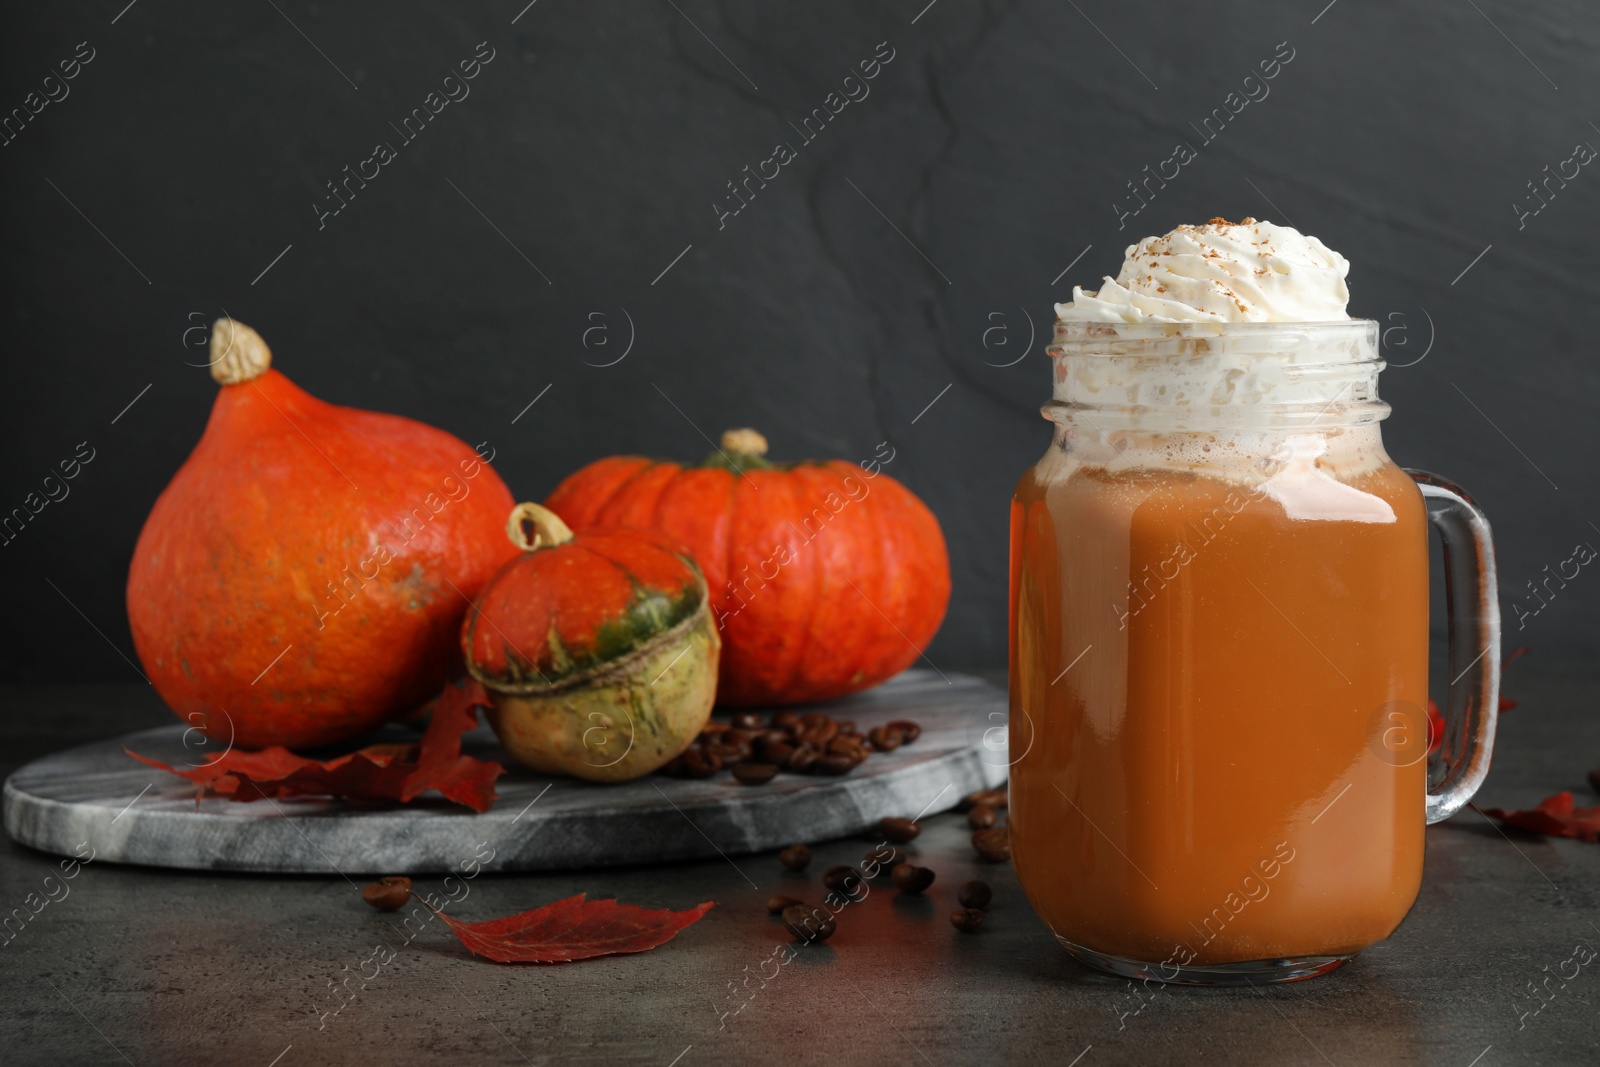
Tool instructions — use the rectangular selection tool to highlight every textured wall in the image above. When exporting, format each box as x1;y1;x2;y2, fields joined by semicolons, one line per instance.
2;1;1597;681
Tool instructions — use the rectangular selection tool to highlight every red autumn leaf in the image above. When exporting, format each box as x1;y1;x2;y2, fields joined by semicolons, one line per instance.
425;894;715;963
127;677;505;812
1477;792;1600;843
397;675;502;811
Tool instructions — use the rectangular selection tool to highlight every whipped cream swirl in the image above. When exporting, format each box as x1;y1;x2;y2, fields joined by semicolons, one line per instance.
1056;218;1351;323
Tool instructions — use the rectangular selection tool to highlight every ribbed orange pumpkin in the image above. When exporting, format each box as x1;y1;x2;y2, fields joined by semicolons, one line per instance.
126;319;518;749
544;429;950;706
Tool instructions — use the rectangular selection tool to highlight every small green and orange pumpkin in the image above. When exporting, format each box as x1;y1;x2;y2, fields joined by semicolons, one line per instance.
461;502;719;782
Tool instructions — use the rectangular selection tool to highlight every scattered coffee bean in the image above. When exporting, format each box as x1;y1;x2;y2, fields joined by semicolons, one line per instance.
963;788;1008;811
827;735;864;756
782;903;837;943
866;725;904;752
661;712;922;784
733;762;779;785
682;748;722;778
757;739;796;765
878;816;921;843
709;741;750;764
891;864;936;895
971;827;1011;863
763;741;798;765
778;844;812;871
958;880;993;909
798;712;839;746
823;865;864;895
950;907;984;933
967;804;997;830
362;876;412;911
886;720;922;743
767;894;804;915
816;754;855;776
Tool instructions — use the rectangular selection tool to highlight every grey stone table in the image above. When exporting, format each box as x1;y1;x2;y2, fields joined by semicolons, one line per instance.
2;665;1598;1067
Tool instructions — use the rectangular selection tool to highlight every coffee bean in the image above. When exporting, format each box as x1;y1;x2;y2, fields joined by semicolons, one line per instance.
950;907;984;933
758;740;796;766
971;827;1011;863
827;735;864;756
967;804;997;830
772;710;802;730
886;720;922;743
733;762;779;785
778;844;812;871
798;724;838;747
877;816;920;843
682;748;722;778
362;876;412;911
964;788;1008;811
782;903;836;943
815;754;855;776
709;741;751;763
725;727;759;746
767;894;803;914
798;712;839;745
957;880;993;909
890;864;935;895
866;726;903;752
785;744;819;773
822;865;863;894
732;712;763;730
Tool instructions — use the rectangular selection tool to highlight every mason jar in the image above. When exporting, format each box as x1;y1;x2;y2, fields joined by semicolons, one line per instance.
1008;319;1499;984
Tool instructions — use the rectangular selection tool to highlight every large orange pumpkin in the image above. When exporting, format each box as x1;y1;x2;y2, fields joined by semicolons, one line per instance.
544;429;950;706
127;319;518;749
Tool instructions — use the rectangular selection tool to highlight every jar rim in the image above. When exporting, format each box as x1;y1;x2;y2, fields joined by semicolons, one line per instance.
1050;318;1378;356
1044;318;1387;430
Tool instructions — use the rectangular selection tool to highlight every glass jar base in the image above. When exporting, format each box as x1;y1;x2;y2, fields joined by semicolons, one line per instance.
1058;937;1352;986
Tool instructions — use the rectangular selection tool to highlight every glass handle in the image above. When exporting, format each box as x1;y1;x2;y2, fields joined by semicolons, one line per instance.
1408;470;1501;824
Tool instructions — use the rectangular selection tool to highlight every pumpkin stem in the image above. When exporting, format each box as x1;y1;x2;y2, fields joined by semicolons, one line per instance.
720;428;768;456
209;319;273;385
507;502;574;552
708;427;775;470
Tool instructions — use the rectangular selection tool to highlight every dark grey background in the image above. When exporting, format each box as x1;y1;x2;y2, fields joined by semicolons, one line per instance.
2;0;1596;682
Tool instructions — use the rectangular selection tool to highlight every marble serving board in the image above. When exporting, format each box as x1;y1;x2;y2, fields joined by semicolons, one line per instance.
3;670;1008;875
